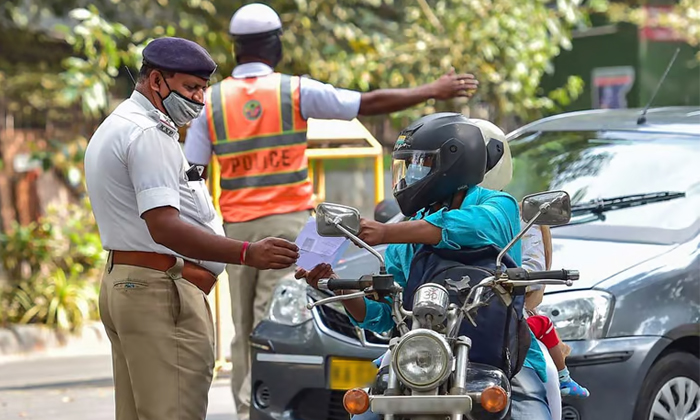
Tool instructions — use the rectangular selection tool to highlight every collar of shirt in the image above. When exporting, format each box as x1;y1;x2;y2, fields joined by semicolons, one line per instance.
130;90;156;111
232;62;274;79
129;90;176;129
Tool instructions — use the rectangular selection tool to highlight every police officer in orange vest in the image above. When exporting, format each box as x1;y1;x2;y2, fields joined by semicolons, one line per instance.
183;4;479;418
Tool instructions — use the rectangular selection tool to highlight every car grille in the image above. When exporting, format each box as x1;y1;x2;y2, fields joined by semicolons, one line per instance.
292;389;349;420
316;305;390;345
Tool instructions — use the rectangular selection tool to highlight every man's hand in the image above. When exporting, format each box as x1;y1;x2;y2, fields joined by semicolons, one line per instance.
430;68;479;100
358;218;388;246
295;263;336;289
245;237;300;270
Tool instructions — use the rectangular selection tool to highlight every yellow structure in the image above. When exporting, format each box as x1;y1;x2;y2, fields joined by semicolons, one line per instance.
206;118;385;372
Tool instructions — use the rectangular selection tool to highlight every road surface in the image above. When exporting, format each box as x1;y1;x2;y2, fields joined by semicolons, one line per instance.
0;353;237;420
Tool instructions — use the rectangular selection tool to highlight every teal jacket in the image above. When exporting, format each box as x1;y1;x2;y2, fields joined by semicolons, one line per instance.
349;186;548;382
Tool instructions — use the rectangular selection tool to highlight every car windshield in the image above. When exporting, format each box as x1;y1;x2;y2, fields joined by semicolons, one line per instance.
505;130;700;235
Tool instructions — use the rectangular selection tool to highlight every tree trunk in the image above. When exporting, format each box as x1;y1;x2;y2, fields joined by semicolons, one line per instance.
0;110;18;232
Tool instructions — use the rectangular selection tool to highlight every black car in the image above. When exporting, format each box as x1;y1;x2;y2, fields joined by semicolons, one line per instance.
250;106;700;420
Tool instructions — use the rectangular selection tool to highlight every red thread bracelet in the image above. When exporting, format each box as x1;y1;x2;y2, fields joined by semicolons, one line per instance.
241;241;250;265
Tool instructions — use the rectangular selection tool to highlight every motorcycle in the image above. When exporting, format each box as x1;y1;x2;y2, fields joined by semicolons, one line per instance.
306;190;580;420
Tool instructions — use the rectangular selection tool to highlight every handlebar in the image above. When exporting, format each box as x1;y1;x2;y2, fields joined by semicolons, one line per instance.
505;268;580;281
317;278;370;292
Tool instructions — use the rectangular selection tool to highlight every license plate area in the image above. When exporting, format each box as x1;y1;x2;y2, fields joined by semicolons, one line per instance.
371;395;473;415
328;357;377;390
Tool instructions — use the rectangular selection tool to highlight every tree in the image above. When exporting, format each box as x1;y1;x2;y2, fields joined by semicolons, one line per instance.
2;0;610;126
607;0;700;59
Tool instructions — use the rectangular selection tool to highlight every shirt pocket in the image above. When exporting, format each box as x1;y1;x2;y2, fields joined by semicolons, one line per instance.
188;179;216;223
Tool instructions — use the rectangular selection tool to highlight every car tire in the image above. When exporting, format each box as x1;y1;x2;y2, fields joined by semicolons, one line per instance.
633;351;700;420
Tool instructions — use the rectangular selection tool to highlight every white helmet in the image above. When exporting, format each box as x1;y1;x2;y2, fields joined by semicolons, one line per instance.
229;3;282;36
470;119;513;191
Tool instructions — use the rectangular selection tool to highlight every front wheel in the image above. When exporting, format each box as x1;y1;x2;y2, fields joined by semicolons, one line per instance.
633;352;700;420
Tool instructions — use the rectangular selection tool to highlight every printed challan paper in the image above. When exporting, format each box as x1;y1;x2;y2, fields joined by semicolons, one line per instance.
294;216;350;271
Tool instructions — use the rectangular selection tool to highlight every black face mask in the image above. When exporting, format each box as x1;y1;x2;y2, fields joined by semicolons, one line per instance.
233;30;283;68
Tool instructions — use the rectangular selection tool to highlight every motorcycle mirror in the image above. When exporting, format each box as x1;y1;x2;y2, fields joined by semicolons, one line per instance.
316;202;361;237
522;190;572;226
495;190;571;271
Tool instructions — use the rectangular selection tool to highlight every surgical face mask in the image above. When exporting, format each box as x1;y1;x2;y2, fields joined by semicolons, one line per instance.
158;74;204;127
405;163;431;186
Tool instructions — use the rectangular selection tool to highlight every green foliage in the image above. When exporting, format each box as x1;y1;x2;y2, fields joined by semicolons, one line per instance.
30;136;91;194
55;6;143;118
0;197;105;332
2;0;610;124
4;269;100;332
608;0;700;59
0;221;54;283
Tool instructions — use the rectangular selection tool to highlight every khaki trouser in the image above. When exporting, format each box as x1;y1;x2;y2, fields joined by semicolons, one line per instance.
225;210;310;420
99;252;215;420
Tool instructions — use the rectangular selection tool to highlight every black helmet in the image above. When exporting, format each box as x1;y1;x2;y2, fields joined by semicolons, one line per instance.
391;112;506;216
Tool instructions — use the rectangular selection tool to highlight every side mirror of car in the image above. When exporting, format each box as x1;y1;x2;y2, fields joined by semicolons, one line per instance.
374;198;402;223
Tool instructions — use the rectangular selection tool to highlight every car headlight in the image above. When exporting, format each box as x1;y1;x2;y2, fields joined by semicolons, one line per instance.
266;277;312;326
537;290;613;341
392;329;453;391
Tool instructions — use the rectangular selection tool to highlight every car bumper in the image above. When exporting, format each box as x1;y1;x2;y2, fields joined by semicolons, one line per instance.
250;307;386;420
560;335;670;420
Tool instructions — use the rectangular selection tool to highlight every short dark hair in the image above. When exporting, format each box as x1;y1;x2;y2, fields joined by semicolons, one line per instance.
137;63;174;83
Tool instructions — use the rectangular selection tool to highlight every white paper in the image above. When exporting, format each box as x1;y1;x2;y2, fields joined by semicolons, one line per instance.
295;216;350;271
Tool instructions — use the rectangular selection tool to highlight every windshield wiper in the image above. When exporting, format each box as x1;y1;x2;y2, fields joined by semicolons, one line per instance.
570;191;686;218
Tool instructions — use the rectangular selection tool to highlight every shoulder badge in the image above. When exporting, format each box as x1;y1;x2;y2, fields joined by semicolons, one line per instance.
157;118;177;138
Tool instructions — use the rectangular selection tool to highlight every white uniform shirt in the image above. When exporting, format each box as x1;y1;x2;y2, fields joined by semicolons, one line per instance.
521;222;547;294
521;222;546;272
84;91;226;276
184;62;362;165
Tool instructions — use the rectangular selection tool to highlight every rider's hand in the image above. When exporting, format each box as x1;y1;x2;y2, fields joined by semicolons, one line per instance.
430;68;479;100
358;218;388;246
295;263;335;289
245;237;299;269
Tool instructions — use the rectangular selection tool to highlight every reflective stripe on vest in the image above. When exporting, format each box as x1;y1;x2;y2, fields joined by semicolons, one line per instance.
205;73;314;223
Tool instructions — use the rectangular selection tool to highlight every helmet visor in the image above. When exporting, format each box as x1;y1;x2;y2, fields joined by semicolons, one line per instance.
392;150;440;193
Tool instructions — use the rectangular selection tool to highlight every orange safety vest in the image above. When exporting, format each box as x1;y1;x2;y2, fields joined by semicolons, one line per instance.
205;73;314;223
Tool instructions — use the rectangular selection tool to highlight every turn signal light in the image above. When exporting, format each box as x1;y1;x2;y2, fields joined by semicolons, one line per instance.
343;388;370;415
481;385;508;413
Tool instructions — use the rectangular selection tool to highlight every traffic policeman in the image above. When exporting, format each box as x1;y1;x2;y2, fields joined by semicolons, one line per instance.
183;4;480;419
84;36;300;420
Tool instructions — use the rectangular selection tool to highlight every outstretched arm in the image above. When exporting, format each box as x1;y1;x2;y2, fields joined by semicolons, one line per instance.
358;69;478;115
359;193;520;254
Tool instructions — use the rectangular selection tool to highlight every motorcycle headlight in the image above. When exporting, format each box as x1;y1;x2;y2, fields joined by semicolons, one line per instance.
266;277;312;326
392;329;453;391
537;290;614;341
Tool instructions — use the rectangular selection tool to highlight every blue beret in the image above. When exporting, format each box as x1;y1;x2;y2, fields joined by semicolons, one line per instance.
142;37;217;80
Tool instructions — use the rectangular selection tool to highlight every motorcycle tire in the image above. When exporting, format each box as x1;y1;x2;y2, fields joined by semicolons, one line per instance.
632;351;700;420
